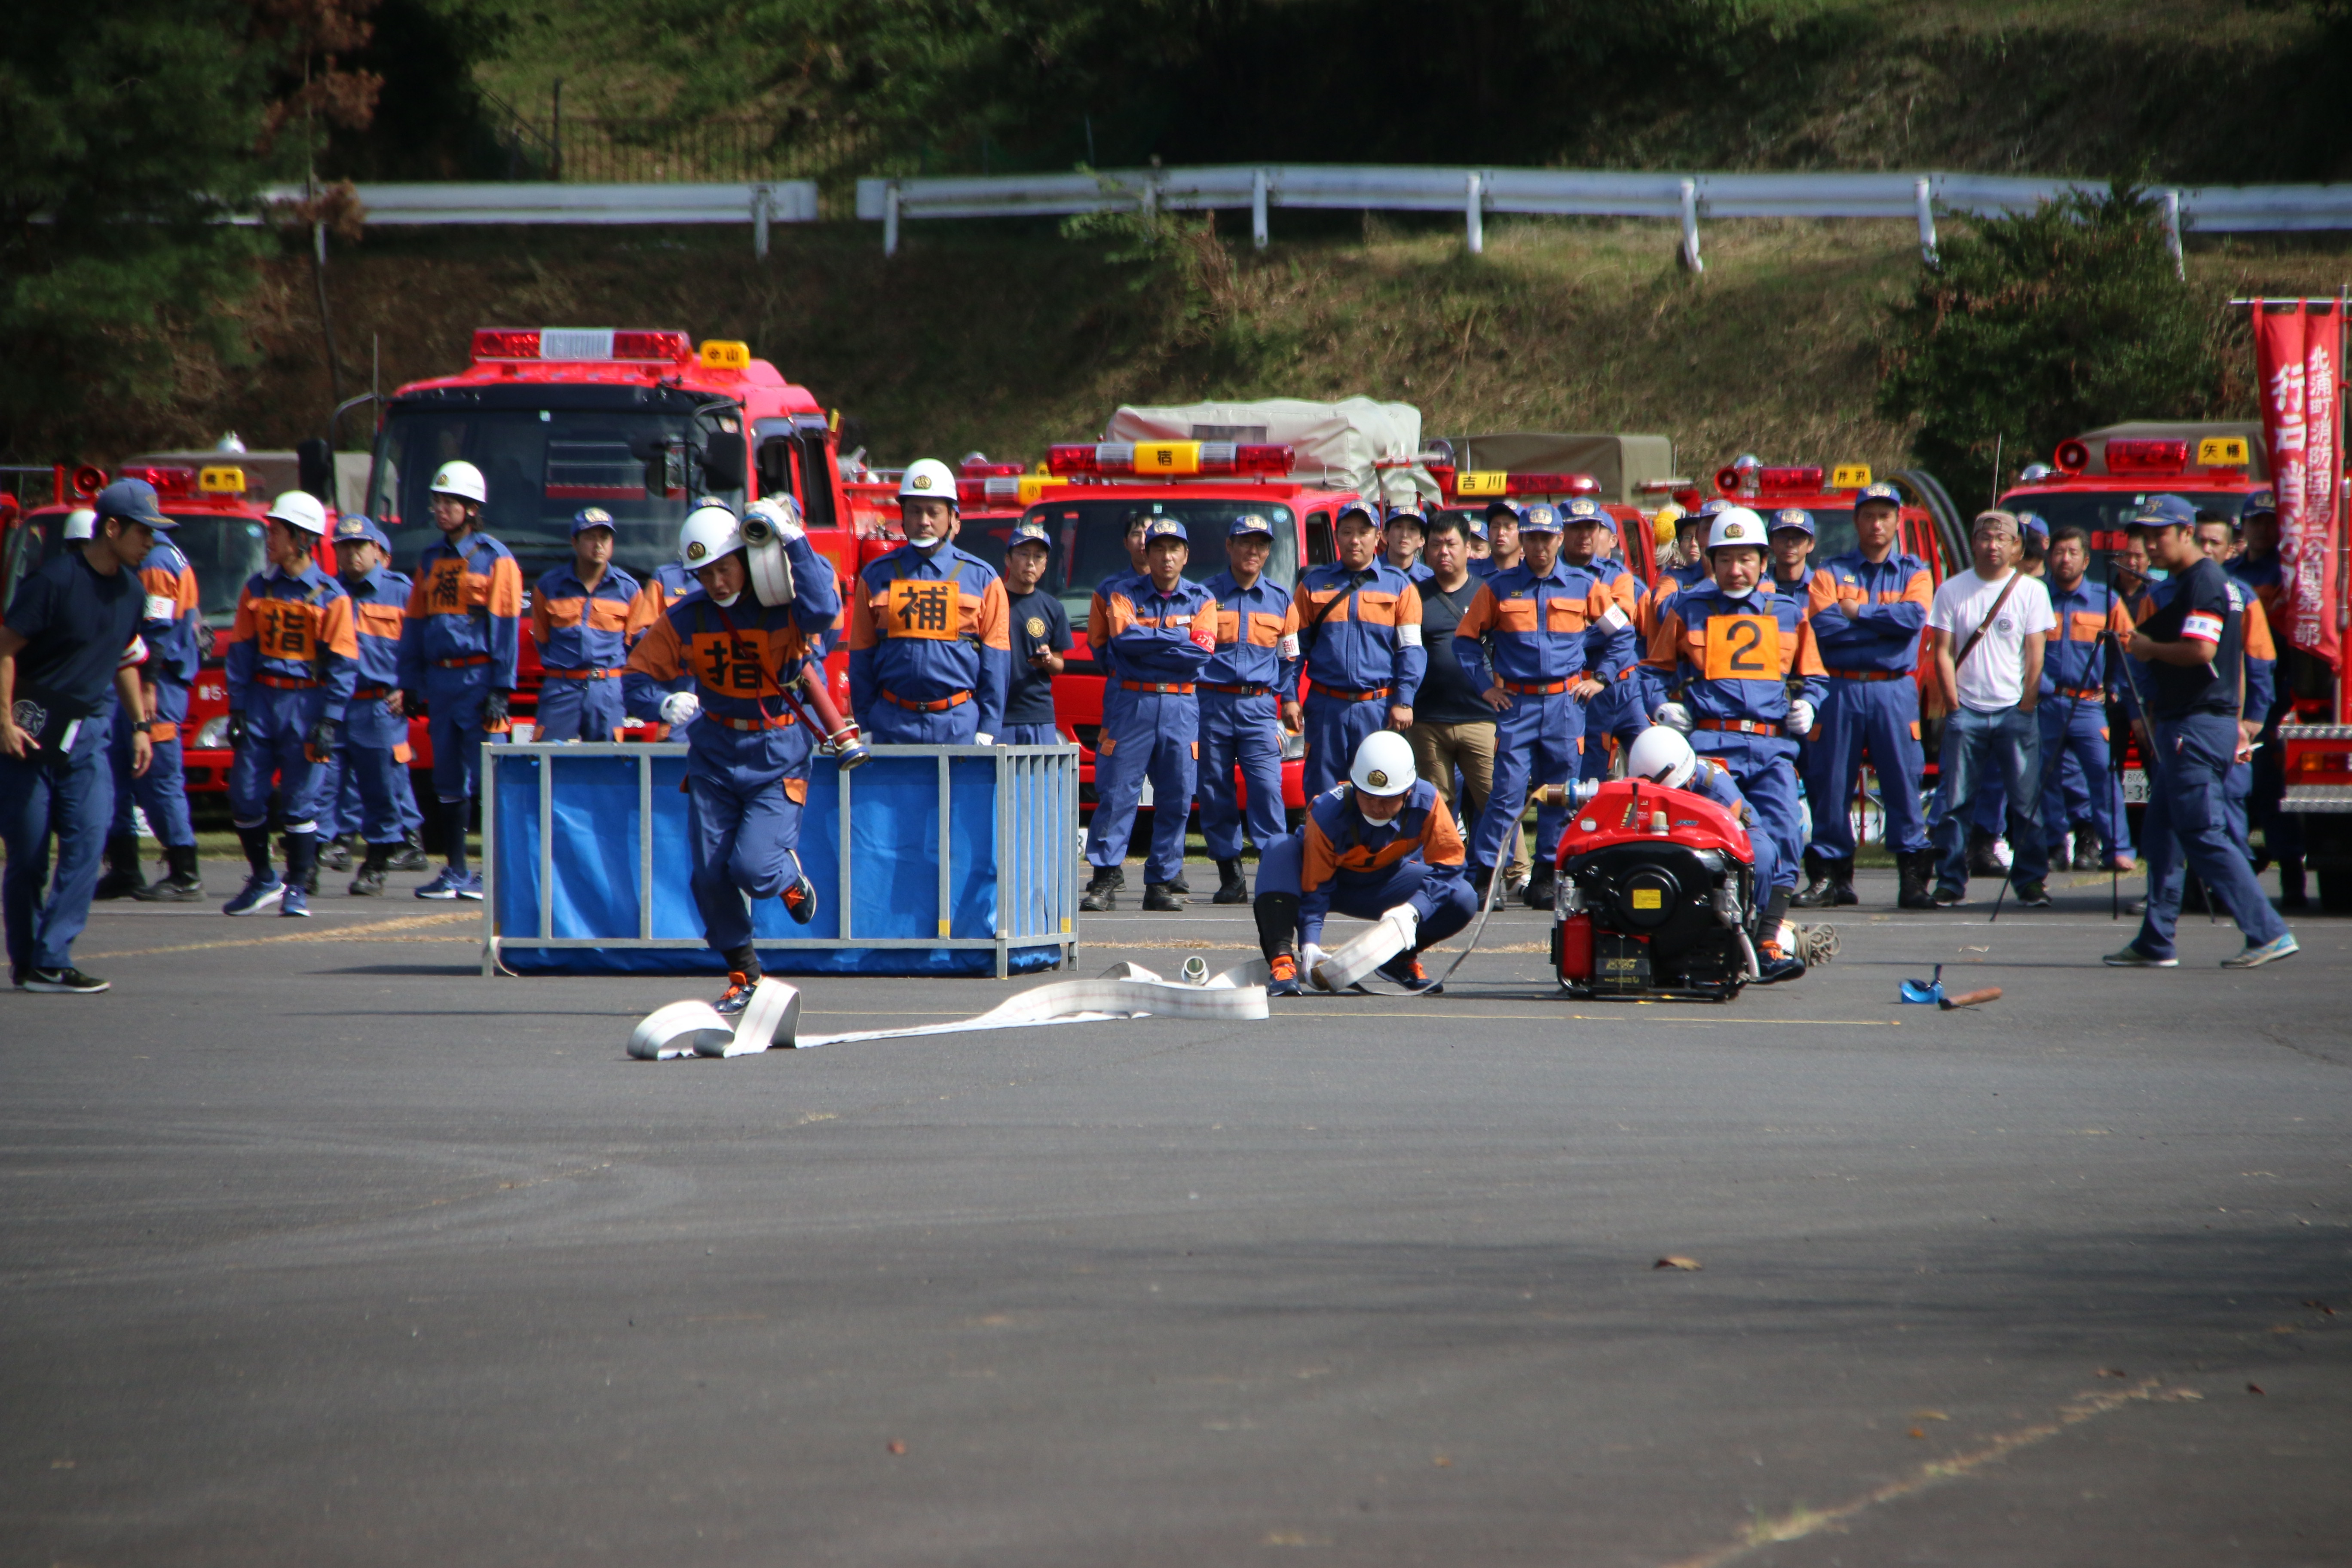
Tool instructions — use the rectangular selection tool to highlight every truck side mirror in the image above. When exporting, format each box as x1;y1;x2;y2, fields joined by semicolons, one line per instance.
699;435;746;493
297;438;334;501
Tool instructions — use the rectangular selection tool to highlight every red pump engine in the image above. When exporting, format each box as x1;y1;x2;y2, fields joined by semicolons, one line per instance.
1552;778;1759;1001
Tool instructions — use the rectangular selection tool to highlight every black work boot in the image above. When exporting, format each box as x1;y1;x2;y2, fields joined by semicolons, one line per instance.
94;833;148;900
1896;848;1937;910
1522;865;1556;910
349;842;393;897
1792;851;1834;908
1827;859;1859;906
1079;866;1119;912
1212;858;1249;904
132;844;204;902
320;835;355;872
1142;881;1186;912
389;831;430;871
2071;830;2103;873
1966;827;2004;879
1167;870;1193;895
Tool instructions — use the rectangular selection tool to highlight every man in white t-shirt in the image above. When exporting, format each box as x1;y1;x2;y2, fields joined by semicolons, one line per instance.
1924;510;2056;906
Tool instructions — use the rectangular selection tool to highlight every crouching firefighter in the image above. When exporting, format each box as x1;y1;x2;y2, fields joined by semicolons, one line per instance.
1617;725;1804;983
1253;730;1479;996
624;502;842;1014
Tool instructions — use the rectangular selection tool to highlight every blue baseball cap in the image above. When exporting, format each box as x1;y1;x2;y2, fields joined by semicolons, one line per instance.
1143;517;1188;543
2242;489;2277;517
1228;513;1274;539
1562;496;1611;530
571;505;617;536
1854;482;1904;511
333;514;390;550
1695;498;1730;519
2124;494;2199;531
1770;506;1815;537
1384;505;1428;532
1466;514;1490;539
2015;510;2049;543
1337;501;1378;527
1007;519;1053;549
1519;503;1563;535
94;478;175;530
1483;499;1519;522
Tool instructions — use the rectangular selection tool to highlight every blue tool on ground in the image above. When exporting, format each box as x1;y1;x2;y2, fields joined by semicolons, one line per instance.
1899;965;1947;1005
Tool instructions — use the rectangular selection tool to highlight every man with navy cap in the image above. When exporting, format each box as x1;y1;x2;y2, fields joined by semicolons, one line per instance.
1198;512;1301;904
531;506;644;744
998;517;1071;746
1080;517;1218;912
1472;500;1519;580
1383;504;1433;583
0;478;165;991
1767;506;1817;600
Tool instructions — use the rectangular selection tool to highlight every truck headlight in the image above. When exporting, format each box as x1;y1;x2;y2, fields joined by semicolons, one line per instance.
1280;730;1307;761
195;716;230;749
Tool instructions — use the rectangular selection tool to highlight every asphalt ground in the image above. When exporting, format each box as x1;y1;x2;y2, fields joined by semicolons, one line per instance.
3;856;2347;1567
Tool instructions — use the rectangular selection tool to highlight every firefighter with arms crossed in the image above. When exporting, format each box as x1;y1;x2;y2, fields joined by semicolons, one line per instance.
625;502;841;1011
1197;512;1301;906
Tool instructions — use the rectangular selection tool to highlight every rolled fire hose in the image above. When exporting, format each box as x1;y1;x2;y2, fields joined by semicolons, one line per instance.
740;507;796;609
628;960;1270;1061
1310;904;1417;992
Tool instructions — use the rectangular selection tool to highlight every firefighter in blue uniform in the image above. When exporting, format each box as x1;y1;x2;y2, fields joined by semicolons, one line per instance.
1645;506;1826;970
847;458;1011;744
1253;730;1477;996
532;506;645;743
221;492;357;918
2105;496;2297;969
1455;500;1636;906
398;459;522;900
2035;525;2137;879
624;502;840;1011
1563;499;1652;783
1079;518;1219;913
1284;502;1424;797
98;504;203;901
1198;512;1302;905
322;515;416;896
998;518;1072;746
1798;481;1935;910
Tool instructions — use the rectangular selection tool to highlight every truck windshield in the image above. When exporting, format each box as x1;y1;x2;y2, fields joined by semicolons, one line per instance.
2000;489;2249;538
3;510;263;628
367;404;746;585
1001;499;1299;628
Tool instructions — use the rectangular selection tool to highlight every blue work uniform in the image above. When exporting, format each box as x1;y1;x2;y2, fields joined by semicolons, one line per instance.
1083;575;1218;885
1258;779;1477;955
224;562;358;835
846;542;1011;743
1580;555;1652;781
2129;556;2291;958
1001;586;1072;746
1682;755;1779;894
1801;549;1933;861
2038;576;2136;866
1;551;145;976
398;530;522;810
1453;559;1634;875
318;564;416;847
1197;570;1300;863
1290;561;1425;796
107;535;199;851
2228;551;2295;873
624;534;841;962
1645;585;1826;893
531;561;644;742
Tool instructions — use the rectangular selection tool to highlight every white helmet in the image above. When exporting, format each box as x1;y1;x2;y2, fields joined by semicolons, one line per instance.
62;507;98;542
678;502;744;569
1627;725;1697;790
1706;505;1768;554
267;490;330;536
897;458;959;510
429;459;487;504
1350;729;1418;797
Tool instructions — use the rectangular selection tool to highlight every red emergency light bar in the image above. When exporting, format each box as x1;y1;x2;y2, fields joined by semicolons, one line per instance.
117;464;197;496
1047;441;1294;478
957;476;1024;505
960;459;1024;477
1443;469;1602;499
1756;465;1824;493
1504;472;1599;496
469;328;694;364
2104;438;2191;475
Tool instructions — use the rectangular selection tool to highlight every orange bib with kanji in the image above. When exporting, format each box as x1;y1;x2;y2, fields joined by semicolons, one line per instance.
252;599;320;660
1702;613;1782;681
882;579;963;640
686;629;786;698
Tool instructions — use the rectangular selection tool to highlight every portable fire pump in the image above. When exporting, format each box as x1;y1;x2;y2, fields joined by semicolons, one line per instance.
1551;778;1763;1001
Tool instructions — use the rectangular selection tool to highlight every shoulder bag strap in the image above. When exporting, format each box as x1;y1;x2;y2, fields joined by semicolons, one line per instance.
1950;571;2023;671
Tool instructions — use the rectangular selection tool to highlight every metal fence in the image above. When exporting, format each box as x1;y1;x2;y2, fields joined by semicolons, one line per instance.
263;181;819;255
481;742;1081;979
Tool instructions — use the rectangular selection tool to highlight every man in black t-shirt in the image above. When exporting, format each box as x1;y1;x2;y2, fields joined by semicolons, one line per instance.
2105;496;2295;970
1;478;168;992
999;519;1072;745
1405;513;1528;898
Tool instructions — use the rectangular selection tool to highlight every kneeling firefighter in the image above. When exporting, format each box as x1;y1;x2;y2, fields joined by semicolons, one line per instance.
1253;730;1480;996
1617;726;1803;984
624;502;841;1014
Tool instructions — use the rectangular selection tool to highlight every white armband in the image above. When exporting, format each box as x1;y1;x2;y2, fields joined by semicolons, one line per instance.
1600;603;1631;632
2181;610;2223;645
144;594;176;622
1396;624;1423;648
118;636;148;668
1278;633;1300;660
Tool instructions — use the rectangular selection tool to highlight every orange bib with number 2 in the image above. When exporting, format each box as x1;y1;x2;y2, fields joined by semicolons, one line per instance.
1702;613;1782;681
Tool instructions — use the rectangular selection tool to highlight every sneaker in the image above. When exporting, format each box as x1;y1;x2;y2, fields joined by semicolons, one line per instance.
714;971;758;1016
1376;951;1438;993
22;966;109;994
1930;883;1968;908
2220;932;2299;969
415;867;466;900
348;865;388;897
454;872;484;901
1503;873;1530;903
1753;943;1806;985
280;884;312;918
2012;882;2052;909
223;876;285;916
2103;944;2178;968
781;873;818;925
1266;952;1302;998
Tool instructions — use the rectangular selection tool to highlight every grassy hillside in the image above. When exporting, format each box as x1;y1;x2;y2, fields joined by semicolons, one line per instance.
111;214;2350;496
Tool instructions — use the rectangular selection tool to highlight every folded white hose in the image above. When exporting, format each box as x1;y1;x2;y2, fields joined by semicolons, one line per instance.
1310;905;1417;991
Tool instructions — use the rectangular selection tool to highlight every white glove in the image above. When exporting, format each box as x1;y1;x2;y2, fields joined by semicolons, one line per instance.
1652;701;1694;734
974;732;995;747
1301;942;1330;991
744;497;805;544
659;691;702;728
1787;699;1816;737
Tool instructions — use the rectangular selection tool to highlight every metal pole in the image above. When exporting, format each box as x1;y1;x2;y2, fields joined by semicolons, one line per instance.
2162;189;2184;281
1678;180;1703;273
1252;168;1269;251
884;183;900;257
753;184;769;260
640;750;654;940
1466;170;1484;257
551;77;563;181
1915;177;1938;266
937;752;953;940
481;750;499;977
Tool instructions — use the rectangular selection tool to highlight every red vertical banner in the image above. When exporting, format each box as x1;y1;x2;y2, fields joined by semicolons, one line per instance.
2254;302;2341;663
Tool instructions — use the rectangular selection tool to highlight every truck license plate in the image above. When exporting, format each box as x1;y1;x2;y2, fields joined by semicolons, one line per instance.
2122;768;2149;804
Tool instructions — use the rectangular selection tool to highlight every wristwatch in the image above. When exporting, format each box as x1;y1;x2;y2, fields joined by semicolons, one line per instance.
132;719;154;734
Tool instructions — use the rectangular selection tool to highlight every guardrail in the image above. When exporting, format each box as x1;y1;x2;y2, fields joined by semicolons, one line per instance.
261;181;819;256
852;165;2352;266
482;741;1080;978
